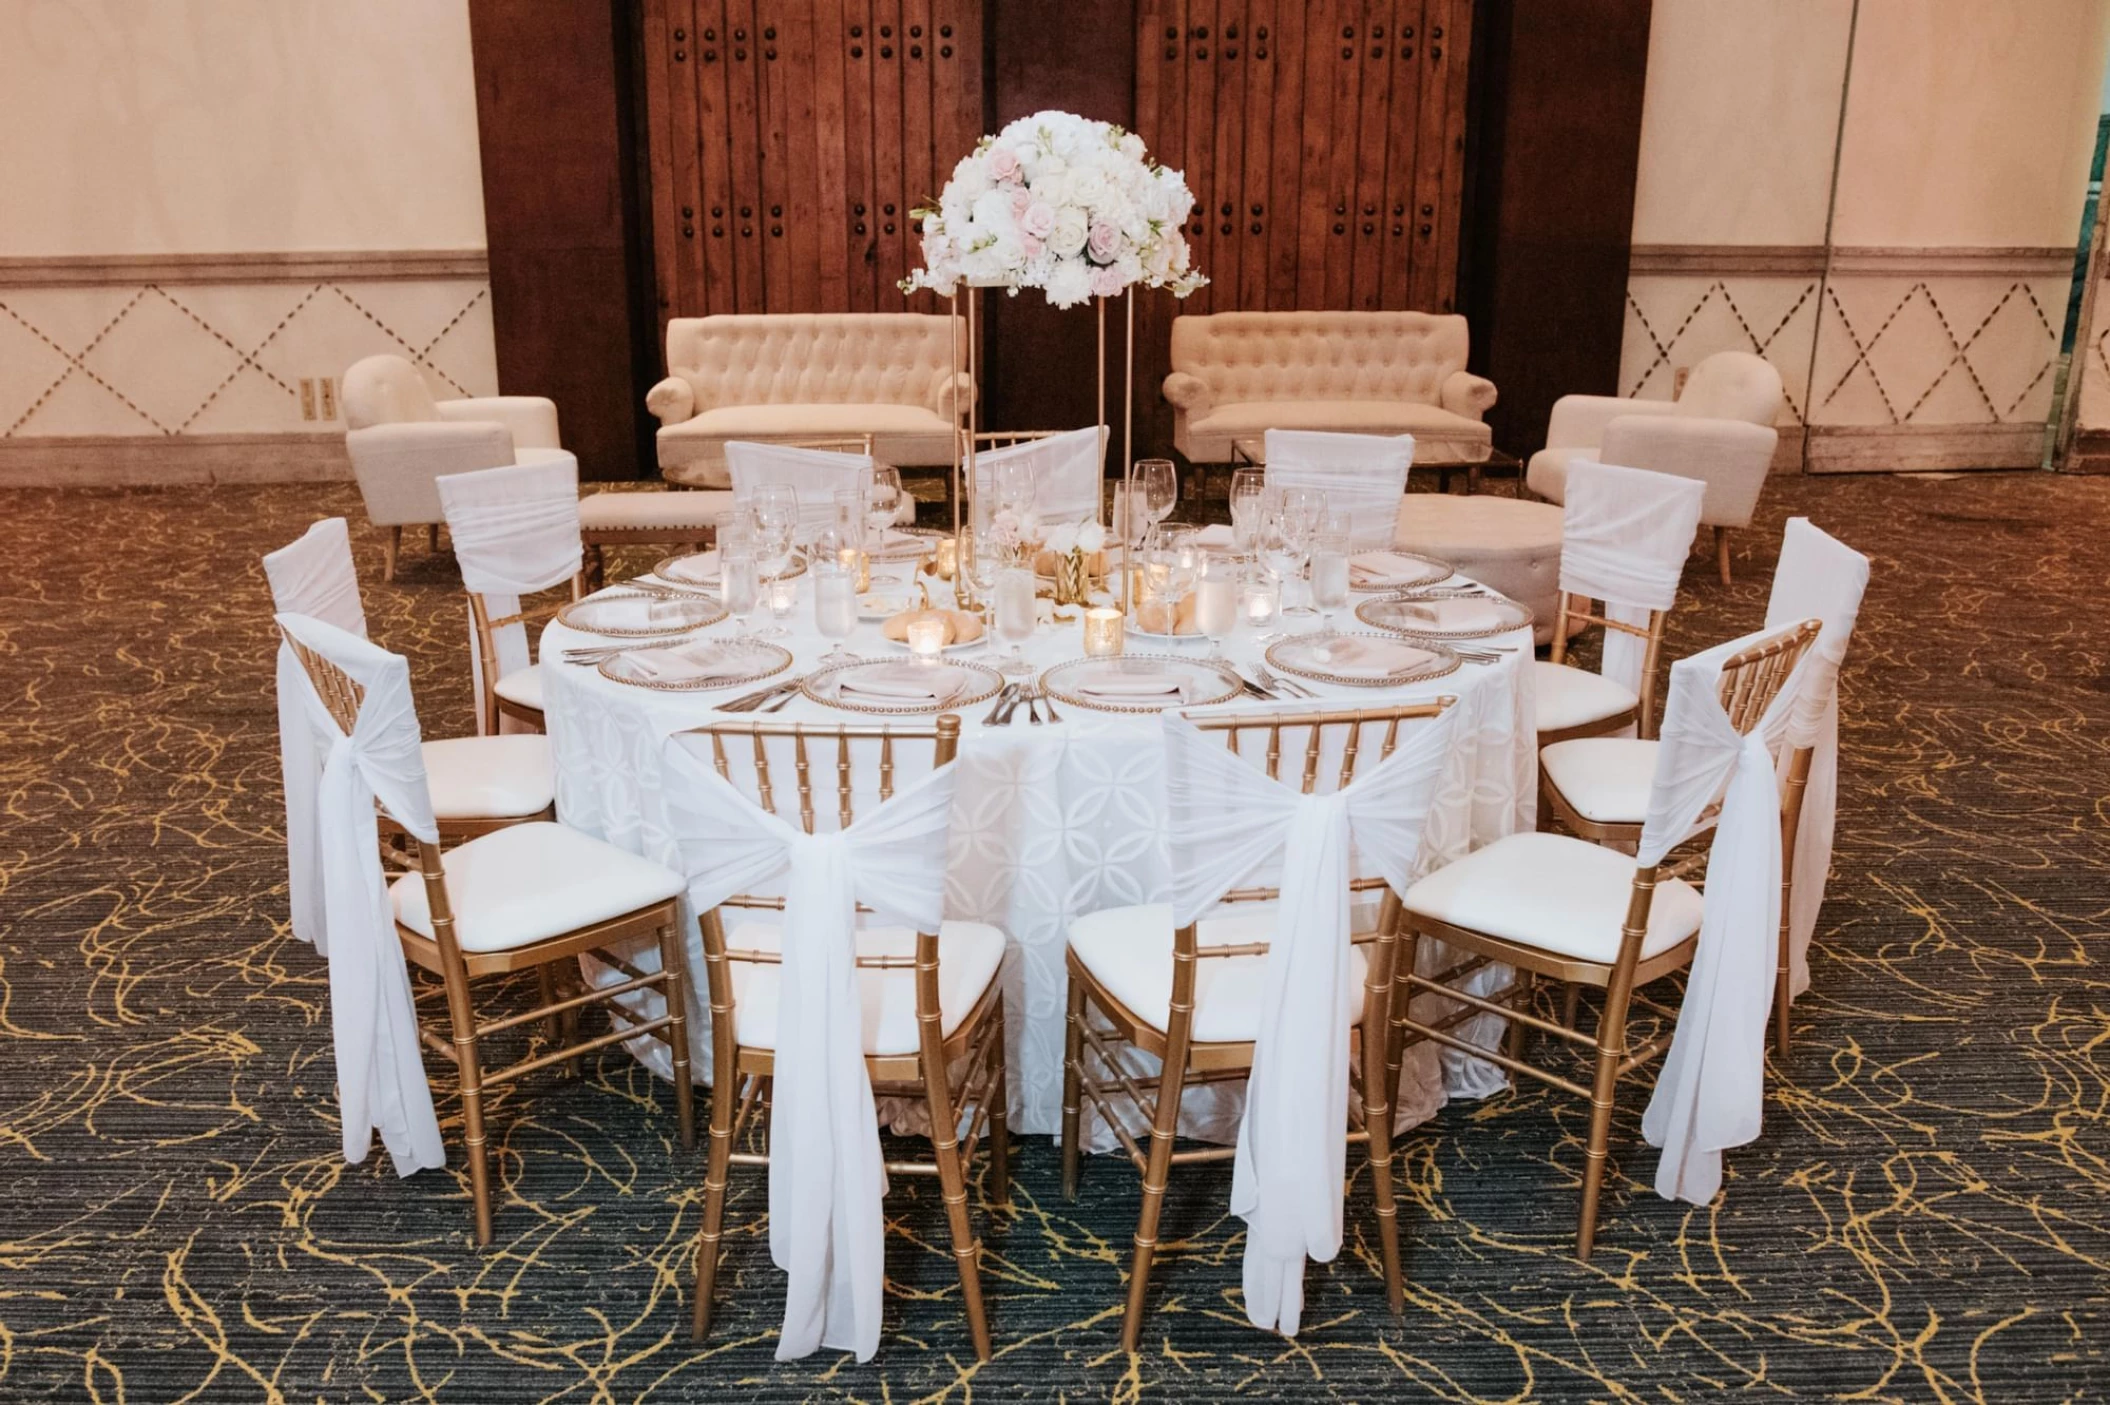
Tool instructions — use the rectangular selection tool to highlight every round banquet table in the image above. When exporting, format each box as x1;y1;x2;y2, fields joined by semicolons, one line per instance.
539;567;1536;1145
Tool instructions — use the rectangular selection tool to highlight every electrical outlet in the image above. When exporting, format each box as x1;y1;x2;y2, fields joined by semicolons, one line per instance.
299;378;317;420
1672;365;1691;398
318;376;337;420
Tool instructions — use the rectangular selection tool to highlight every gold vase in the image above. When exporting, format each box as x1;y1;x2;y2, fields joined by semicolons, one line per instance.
1053;549;1091;607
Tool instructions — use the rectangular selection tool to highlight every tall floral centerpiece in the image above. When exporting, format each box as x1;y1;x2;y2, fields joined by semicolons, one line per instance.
902;111;1207;551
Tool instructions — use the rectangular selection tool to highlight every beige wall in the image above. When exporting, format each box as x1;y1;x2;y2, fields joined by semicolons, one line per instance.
0;0;496;482
1621;0;2110;472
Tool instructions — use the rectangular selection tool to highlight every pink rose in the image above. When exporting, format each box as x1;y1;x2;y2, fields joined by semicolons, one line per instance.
989;147;1022;183
1020;200;1057;240
1021;233;1045;259
1087;220;1122;262
1089;265;1125;299
1009;187;1032;217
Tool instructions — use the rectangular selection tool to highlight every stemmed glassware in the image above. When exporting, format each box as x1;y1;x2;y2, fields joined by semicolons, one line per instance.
992;564;1039;676
1134;459;1177;540
1275;486;1325;620
748;485;798;639
717;517;760;641
810;520;858;665
1229;467;1266;555
1309;523;1351;636
1195;553;1241;661
868;465;904;538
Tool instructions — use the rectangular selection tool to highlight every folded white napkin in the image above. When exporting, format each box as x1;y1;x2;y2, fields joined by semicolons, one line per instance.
1075;666;1191;701
1304;636;1433;678
620;640;752;683
575;591;719;632
1194;524;1236;548
1349;551;1438;587
839;663;967;704
659;551;720;585
1381;598;1505;633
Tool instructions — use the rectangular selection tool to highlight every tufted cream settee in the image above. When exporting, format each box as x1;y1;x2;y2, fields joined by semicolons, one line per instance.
646;313;971;487
1162;311;1498;465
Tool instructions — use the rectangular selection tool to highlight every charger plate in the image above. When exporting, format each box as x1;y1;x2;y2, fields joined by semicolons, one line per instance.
597;638;791;692
556;588;729;638
1039;654;1243;714
1356;592;1532;640
800;656;1003;715
655;549;807;587
1264;631;1460;689
1347;550;1451;593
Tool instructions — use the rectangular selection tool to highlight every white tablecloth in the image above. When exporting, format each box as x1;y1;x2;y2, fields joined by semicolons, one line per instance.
539;571;1534;1142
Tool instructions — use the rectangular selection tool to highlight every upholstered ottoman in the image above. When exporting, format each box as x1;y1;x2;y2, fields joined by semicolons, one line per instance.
1393;495;1563;644
578;488;736;583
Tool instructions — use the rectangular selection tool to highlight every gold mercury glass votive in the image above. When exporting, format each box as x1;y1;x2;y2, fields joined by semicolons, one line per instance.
932;535;958;581
907;617;948;660
1083;606;1125;658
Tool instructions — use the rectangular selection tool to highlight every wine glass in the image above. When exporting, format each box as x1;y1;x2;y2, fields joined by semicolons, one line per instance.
811;556;857;664
993;565;1038;676
866;466;903;560
1258;507;1303;641
1195;553;1241;661
717;519;759;641
1229;467;1266;554
1276;486;1325;620
748;492;798;639
1309;526;1351;636
1134;459;1177;541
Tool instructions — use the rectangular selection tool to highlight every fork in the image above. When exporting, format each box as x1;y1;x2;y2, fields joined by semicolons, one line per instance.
982;684;1018;725
721;676;802;712
1034;683;1062;722
561;632;708;664
1252;663;1316;699
1024;687;1043;725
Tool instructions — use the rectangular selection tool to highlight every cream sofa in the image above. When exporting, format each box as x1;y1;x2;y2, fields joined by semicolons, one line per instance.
1163;311;1498;465
646;313;971;487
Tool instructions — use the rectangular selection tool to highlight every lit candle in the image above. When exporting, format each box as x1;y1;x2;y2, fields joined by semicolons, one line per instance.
907;616;947;660
1083;606;1124;658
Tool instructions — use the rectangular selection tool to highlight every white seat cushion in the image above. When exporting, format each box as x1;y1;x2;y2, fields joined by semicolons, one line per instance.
1534;661;1639;734
1539;737;1658;826
420;735;556;820
1524;446;1598;504
1189;400;1492;462
494;664;543;712
1068;902;1368;1045
391;821;686;953
579;489;736;531
1403;831;1703;965
721;918;1006;1056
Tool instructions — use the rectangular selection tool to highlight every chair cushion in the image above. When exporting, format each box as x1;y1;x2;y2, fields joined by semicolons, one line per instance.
1539;737;1658;826
420;735;556;821
391;822;686;953
1524;446;1598;504
657;404;959;481
579;489;737;532
721;918;1007;1056
1067;902;1368;1045
1403;831;1703;965
1187;400;1492;463
495;664;543;712
1534;661;1639;735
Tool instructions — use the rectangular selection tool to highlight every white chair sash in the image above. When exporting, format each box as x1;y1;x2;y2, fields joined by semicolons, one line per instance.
437;460;583;733
1263;430;1414;551
274;612;447;1178
1638;622;1818;1205
264;519;368;949
1162;711;1453;1337
1558;461;1706;692
659;732;960;1363
1763;518;1869;1000
725;440;875;544
971;427;1108;526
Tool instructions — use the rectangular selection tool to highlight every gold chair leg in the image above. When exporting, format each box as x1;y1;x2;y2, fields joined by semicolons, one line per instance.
926;1048;993;1361
1503;970;1534;1065
1362;939;1405;1316
427;522;441;554
452;1024;494;1245
1576;983;1633;1262
691;1072;735;1339
1059;975;1085;1200
384;525;401;582
1715;526;1732;586
1384;925;1424;1105
986;994;1011;1206
537;966;563;1060
658;920;696;1149
1121;1034;1186;1353
1561;981;1581;1031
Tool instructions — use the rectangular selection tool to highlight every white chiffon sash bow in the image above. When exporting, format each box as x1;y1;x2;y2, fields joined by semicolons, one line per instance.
1638;626;1816;1204
274;612;447;1177
660;735;960;1362
972;426;1108;526
1263;430;1414;551
1162;712;1452;1336
437;460;583;732
1559;461;1706;693
264;519;367;949
1764;518;1870;998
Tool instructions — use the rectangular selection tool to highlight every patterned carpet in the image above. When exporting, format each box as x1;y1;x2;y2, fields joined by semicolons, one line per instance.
2;469;2107;1402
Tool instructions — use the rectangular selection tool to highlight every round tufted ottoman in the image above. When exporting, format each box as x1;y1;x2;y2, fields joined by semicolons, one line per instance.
1392;494;1563;644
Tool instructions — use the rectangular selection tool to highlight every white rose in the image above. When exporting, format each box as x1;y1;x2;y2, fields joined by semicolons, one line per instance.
1077;520;1107;553
1046;258;1092;308
1049;208;1089;258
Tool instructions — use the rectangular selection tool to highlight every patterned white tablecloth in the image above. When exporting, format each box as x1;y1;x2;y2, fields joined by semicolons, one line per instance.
539;572;1534;1142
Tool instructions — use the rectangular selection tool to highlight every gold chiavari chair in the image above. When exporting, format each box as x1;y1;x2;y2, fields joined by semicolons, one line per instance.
464;572;583;736
1539;589;1673;744
1394;619;1821;1258
680;715;1010;1362
1060;700;1456;1351
283;629;695;1244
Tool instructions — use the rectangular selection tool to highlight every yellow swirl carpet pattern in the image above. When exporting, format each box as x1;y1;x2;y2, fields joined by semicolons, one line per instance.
1;472;2106;1401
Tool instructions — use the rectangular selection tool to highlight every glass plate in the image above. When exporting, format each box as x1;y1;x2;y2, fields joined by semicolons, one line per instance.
596;637;791;691
556;588;729;638
1355;592;1532;639
800;656;1004;714
654;549;807;588
1347;550;1451;593
1039;654;1244;714
1264;631;1461;688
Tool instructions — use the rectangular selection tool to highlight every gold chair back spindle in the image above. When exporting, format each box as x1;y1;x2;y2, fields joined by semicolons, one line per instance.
467;571;587;736
1545;589;1671;740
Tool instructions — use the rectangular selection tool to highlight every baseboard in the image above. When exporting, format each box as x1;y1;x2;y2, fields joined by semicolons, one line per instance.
2064;428;2110;474
1803;423;2047;474
0;434;353;487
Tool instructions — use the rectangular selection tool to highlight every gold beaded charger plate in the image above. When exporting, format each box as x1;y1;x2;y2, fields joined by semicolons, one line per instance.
1263;631;1461;689
866;526;947;561
653;549;807;587
799;656;1004;715
596;637;791;692
1356;592;1532;640
1039;654;1244;714
556;588;729;638
1347;549;1451;593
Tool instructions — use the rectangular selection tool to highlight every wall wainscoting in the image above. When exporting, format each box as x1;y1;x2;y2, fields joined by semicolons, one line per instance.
0;250;495;485
1620;244;2071;473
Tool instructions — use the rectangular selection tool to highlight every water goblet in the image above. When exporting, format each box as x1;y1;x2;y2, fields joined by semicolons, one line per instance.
993;566;1039;676
1195;553;1241;661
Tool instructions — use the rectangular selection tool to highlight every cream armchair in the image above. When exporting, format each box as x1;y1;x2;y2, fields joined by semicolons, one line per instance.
342;355;574;580
1163;311;1497;465
1526;352;1785;584
648;313;971;487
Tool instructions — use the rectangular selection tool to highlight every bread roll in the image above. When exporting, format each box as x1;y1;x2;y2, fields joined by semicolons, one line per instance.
881;607;984;644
